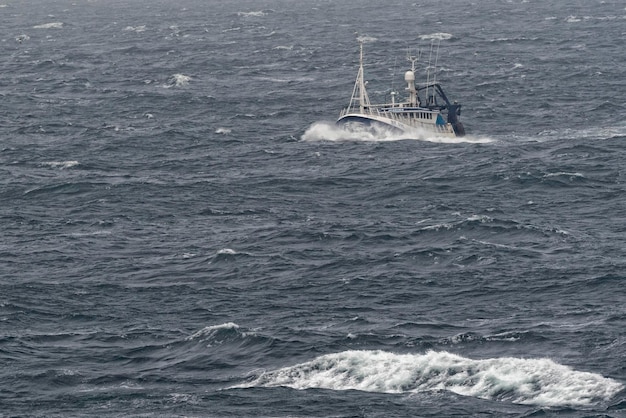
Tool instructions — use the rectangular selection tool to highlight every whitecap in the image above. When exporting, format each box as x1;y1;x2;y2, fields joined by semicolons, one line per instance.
186;322;240;341
68;230;112;237
217;248;236;255
421;223;454;231
215;127;231;134
164;73;191;88
255;76;290;83
238;11;266;17
466;214;492;223
240;350;623;407
419;32;453;41
544;172;585;179
41;161;79;169
357;35;378;43
33;22;63;29
123;25;146;33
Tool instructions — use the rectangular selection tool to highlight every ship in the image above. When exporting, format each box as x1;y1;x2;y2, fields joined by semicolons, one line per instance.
337;41;465;137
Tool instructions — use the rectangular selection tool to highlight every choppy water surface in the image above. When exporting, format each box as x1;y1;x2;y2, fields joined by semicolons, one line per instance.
1;0;625;416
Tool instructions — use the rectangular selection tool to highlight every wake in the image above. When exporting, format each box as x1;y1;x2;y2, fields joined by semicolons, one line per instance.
238;350;623;407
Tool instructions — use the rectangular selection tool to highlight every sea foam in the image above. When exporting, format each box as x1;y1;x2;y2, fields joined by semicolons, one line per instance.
301;121;493;144
242;350;623;407
165;74;191;88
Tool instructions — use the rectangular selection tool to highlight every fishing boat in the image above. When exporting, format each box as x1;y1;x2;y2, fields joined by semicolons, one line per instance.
337;41;465;137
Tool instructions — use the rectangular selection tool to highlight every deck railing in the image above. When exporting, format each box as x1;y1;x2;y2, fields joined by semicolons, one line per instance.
339;106;454;134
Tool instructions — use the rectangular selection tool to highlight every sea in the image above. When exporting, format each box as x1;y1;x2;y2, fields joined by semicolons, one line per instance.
1;0;625;416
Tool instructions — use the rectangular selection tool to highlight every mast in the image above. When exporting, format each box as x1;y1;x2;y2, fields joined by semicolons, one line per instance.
425;39;441;106
348;39;370;113
347;39;371;113
358;41;365;112
432;38;441;90
425;41;434;105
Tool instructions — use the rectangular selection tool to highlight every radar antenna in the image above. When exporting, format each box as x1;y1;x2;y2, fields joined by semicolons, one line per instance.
405;47;420;107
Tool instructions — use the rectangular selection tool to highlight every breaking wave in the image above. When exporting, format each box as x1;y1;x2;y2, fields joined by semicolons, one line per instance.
186;322;241;341
240;350;623;407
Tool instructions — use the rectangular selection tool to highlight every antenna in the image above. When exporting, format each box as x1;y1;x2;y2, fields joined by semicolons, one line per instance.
390;56;397;105
359;39;365;112
426;41;435;105
432;38;441;90
406;46;420;72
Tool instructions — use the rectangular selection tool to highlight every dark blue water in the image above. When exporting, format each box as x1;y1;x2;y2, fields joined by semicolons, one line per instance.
2;0;625;416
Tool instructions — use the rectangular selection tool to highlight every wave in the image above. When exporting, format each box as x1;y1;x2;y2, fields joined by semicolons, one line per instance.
563;15;621;23
356;35;378;43
182;323;276;366
566;16;582;23
489;36;540;43
33;22;63;29
123;25;147;33
415;214;570;244
186;322;241;341
237;10;271;18
22;181;99;197
535;123;626;141
240;350;623;407
216;248;236;255
543;171;584;179
209;248;256;264
301;121;493;144
40;161;79;169
164;74;191;88
419;32;453;41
